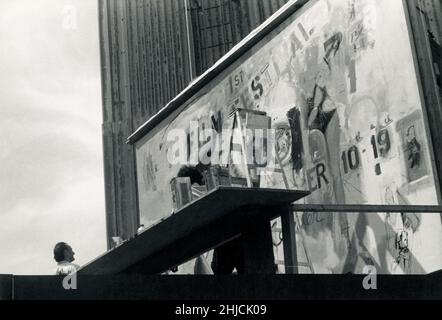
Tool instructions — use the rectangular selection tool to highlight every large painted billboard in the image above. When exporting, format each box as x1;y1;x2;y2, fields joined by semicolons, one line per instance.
134;0;442;274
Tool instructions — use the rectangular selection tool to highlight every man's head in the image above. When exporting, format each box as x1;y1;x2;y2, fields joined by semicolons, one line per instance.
177;166;204;185
53;242;75;263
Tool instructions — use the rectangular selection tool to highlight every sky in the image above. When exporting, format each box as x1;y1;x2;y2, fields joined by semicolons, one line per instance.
0;0;106;275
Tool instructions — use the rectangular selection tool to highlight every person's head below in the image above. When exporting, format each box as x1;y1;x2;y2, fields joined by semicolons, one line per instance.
53;242;75;264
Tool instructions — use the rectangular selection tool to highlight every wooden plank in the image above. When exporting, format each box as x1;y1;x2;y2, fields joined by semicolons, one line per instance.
205;0;214;64
145;0;156;117
134;0;146;121
176;0;190;92
183;0;197;81
189;0;203;75
220;0;230;58
143;0;151;119
151;1;162;109
126;1;139;122
251;0;262;29
257;0;265;22
160;0;169;104
158;0;168;106
116;0;132;121
98;0;113;124
219;0;228;54
109;0;122;123
222;0;233;51
200;0;209;73
164;0;173;103
165;0;177;100
182;0;195;82
135;0;145;121
152;0;162;108
140;0;150;120
102;123;118;249
109;121;139;242
261;0;272;20
206;0;215;67
111;122;125;240
229;0;242;46
238;0;252;39
78;187;309;275
175;0;186;87
122;119;139;236
214;0;224;61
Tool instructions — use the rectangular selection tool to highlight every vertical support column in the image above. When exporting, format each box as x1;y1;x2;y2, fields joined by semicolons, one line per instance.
184;0;197;80
241;209;275;274
281;206;299;274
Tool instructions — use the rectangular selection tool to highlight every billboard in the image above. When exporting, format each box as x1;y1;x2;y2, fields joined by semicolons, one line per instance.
134;0;442;274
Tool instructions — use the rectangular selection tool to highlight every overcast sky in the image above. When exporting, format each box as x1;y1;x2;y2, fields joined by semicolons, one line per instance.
0;0;106;275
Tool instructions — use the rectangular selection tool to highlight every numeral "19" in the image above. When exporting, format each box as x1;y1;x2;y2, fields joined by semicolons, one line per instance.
371;129;391;159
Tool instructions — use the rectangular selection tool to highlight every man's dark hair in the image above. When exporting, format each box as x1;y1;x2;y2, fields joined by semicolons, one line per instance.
177;166;204;185
53;242;69;262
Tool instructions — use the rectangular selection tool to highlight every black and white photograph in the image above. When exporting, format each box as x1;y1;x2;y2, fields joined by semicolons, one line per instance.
0;0;441;311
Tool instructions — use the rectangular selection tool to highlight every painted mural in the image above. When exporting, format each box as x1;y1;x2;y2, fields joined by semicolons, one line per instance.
135;0;442;274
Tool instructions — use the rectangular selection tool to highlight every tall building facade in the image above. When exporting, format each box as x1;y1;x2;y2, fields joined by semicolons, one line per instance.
98;0;290;248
